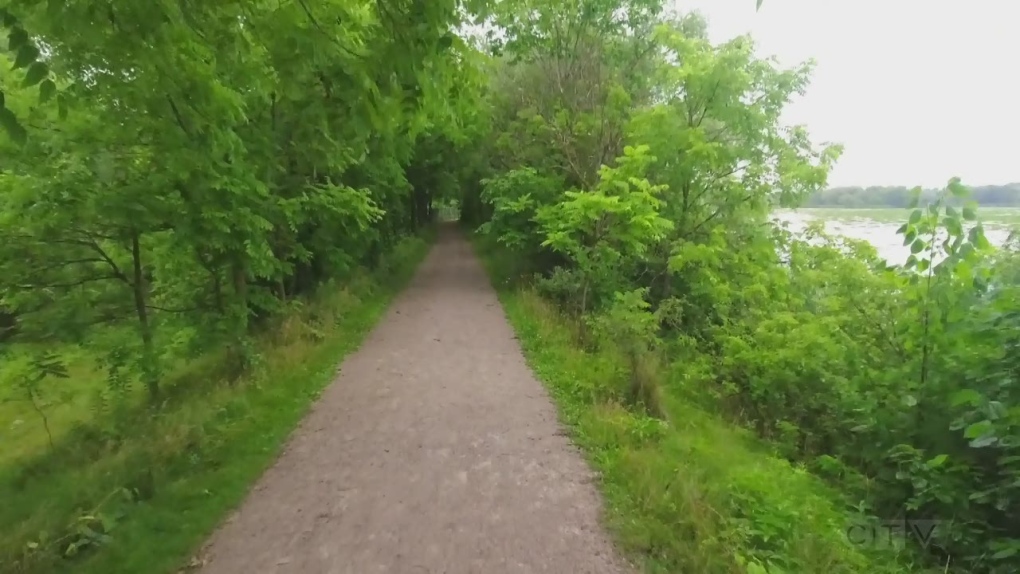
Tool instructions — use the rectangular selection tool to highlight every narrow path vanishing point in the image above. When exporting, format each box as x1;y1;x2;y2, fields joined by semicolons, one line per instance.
197;225;631;574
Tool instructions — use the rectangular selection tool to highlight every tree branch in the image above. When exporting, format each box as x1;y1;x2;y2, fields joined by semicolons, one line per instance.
82;237;131;285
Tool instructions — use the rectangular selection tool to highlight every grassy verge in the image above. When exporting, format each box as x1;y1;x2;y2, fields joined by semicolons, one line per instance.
474;237;918;574
1;232;432;574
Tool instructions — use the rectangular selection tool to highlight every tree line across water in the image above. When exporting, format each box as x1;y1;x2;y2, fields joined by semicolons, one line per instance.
2;1;1020;573
805;183;1020;208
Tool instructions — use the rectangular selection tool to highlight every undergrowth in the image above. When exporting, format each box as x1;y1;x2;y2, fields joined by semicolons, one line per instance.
0;232;431;574
475;236;922;574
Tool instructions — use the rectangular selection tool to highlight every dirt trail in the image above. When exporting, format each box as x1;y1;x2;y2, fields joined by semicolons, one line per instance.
197;225;630;574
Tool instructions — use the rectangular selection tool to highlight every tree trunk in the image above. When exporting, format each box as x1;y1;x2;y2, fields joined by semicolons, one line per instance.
131;232;159;402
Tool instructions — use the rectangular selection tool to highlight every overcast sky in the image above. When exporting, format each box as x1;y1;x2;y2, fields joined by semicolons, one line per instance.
679;0;1019;188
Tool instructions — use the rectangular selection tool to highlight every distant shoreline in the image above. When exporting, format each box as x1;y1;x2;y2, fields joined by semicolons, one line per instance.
782;206;1020;226
805;183;1020;209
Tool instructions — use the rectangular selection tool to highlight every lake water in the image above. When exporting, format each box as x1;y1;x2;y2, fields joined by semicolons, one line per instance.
773;210;1016;265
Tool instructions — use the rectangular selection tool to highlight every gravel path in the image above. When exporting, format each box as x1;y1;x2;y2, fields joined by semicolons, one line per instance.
196;225;630;574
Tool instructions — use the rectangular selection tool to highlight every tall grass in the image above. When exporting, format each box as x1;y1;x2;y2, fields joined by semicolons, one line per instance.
1;233;431;574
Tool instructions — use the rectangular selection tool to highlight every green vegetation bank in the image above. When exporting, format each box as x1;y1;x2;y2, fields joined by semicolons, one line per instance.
0;0;469;571
462;1;1020;574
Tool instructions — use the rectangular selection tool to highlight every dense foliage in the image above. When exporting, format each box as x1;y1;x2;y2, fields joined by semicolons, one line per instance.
0;0;481;570
4;0;1019;572
466;1;1020;573
0;0;489;396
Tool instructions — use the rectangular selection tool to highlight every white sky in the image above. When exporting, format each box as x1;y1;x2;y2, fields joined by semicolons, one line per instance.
679;0;1019;188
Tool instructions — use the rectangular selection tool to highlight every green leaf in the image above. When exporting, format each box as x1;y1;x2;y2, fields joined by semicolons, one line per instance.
910;239;925;254
971;435;997;448
12;42;38;70
0;106;26;144
992;546;1019;560
959;242;976;258
948;177;969;198
945;205;959;218
39;79;56;103
951;389;983;406
987;401;1007;420
964;420;993;439
968;225;984;246
908;209;922;224
962;206;977;221
926;454;948;468
963;224;990;249
22;61;49;87
7;26;28;52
